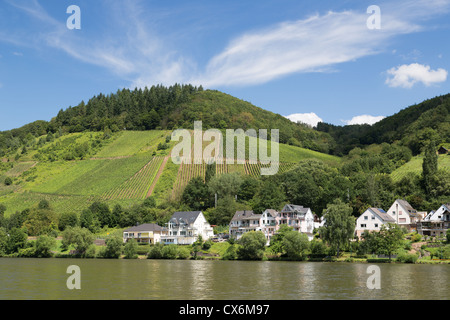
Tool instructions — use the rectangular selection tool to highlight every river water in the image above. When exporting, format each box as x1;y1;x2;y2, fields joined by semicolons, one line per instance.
0;258;448;300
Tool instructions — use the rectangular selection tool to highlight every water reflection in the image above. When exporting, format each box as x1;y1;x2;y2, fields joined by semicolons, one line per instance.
0;259;448;300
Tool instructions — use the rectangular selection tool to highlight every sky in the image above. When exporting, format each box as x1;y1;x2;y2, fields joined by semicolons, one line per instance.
0;0;450;131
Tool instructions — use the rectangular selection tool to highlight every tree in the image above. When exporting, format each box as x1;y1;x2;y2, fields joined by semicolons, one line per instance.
62;226;94;256
181;177;211;211
4;177;12;186
58;212;79;231
251;178;285;214
89;202;115;228
282;231;310;260
102;235;123;259
269;224;293;255
0;227;8;256
422;140;438;198
208;173;242;200
319;199;355;257
79;209;99;233
123;238;138;259
35;235;56;258
237;231;266;260
238;175;260;202
207;196;239;226
375;223;404;261
7;228;27;254
23;204;58;236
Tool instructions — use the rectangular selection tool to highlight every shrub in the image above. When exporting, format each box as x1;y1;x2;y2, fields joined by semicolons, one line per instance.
222;244;238;260
18;247;37;258
4;177;12;186
411;233;422;242
85;244;97;258
148;243;164;259
202;240;213;251
161;244;178;259
124;239;139;259
177;246;191;259
396;252;418;263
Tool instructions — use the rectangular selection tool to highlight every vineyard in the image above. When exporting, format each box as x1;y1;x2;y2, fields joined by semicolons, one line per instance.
102;156;165;200
390;154;450;182
171;159;298;198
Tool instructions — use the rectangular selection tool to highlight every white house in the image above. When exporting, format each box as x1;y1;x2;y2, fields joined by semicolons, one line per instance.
260;209;278;242
418;203;450;237
123;223;166;244
161;211;214;245
355;208;396;239
386;199;421;231
229;210;262;240
277;204;315;240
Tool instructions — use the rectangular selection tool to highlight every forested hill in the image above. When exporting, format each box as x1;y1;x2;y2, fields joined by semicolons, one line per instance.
317;93;450;156
0;84;334;157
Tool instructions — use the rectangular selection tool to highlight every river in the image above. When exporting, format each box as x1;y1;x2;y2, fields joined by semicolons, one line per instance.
0;258;448;300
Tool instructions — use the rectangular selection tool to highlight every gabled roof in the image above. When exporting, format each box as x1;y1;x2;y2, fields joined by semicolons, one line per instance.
281;204;311;214
123;223;163;232
370;208;395;223
231;210;262;221
396;199;418;216
169;211;202;225
263;209;278;218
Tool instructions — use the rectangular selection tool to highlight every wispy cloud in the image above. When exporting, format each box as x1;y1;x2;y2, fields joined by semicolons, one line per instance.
3;0;450;89
385;63;448;88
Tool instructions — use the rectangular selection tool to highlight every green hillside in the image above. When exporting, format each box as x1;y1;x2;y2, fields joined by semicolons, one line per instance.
391;154;450;182
0;128;340;217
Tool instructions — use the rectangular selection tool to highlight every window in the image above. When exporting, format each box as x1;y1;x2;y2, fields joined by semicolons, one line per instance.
364;216;368;220
361;224;366;228
371;216;375;220
374;224;378;228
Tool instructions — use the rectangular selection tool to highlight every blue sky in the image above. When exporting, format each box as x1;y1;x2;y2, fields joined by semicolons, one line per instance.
1;0;450;131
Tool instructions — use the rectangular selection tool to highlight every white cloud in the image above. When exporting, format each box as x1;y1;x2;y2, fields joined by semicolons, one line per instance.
4;0;450;89
343;115;385;125
285;112;323;127
385;63;448;88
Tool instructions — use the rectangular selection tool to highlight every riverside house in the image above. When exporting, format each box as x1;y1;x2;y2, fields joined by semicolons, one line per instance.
229;210;262;241
277;204;315;240
123;223;166;244
354;208;396;239
229;204;317;243
418;203;450;237
386;199;423;231
161;211;214;245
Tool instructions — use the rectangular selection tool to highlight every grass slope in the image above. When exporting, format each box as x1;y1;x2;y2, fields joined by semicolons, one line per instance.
0;129;341;216
391;154;450;182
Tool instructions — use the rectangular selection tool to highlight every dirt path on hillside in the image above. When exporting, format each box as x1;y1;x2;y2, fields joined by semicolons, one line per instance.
146;155;170;197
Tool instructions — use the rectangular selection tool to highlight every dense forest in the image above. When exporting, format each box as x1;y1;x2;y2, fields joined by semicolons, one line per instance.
317;93;450;156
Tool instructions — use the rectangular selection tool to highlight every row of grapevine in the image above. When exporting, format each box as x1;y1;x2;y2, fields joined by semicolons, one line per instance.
102;156;164;200
172;162;208;197
171;159;298;198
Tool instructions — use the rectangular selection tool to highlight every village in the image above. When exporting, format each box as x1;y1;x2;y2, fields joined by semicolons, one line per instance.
122;200;450;257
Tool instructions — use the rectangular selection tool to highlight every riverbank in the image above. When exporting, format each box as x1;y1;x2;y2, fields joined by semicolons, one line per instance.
3;237;449;264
